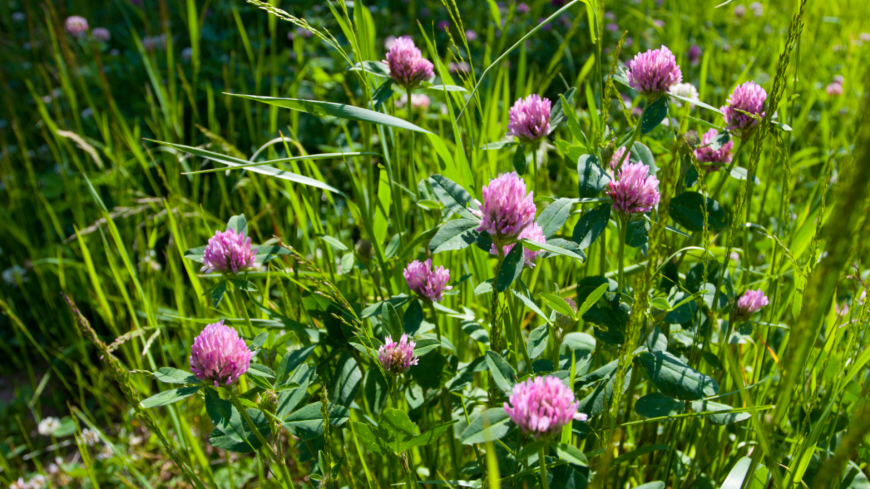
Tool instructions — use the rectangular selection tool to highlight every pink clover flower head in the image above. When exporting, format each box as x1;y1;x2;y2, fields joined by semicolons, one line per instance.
503;376;587;437
403;259;451;302
688;45;702;64
836;302;849;318
506;94;552;143
378;334;418;376
396;93;431;109
826;82;843;96
833;75;845;84
465;30;478;42
695;129;734;170
721;81;767;137
606;23;619;32
384;36;434;88
473;172;537;243
189;321;254;387
610;146;631;170
861;33;870;43
734;4;747;17
517;3;530;14
65;16;89;37
626;45;682;97
607;162;660;216
200;228;258;274
491;222;546;268
735;289;768;318
91;27;111;42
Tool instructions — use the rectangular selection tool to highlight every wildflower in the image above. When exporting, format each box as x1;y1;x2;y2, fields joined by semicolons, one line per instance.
504;376;588;437
96;444;114;461
861;33;870;42
384;36;397;50
826;83;843;96
539;18;552;30
142;34;168;51
384;36;434;89
734;289;768;320
12;12;25;23
609;146;631;170
669;82;699;107
91;27;110;42
721;81;767;137
465;30;478;42
734;4;747;17
395;93;431;109
200;228;257;275
694;129;734;170
652;19;665;28
65;16;89;37
606;23;619;32
517;3;530;14
295;27;313;39
836;302;849;318
688;45;702;64
749;2;763;16
81;428;99;446
378;334;418;376
624;37;634;48
604;12;616;21
181;47;193;62
492;222;546;268
607;162;660;217
626;46;682;97
473;172;537;245
38;417;61;436
189;320;254;387
506;94;552;143
833;75;844;84
449;61;470;74
438;20;449;31
403;259;451;302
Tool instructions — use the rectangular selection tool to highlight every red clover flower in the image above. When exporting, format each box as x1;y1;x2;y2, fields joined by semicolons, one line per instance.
504;376;588;437
694;129;734;171
403;259;451;302
189;321;254;388
384;36;434;89
378;334;418;376
721;81;767;137
607;162;660;217
626;46;682;97
506;94;552;143
473;172;537;246
201;229;258;275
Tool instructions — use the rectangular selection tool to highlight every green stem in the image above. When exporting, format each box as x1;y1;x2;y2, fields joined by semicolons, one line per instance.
531;144;539;196
538;445;549;489
614;106;645;173
228;389;295;489
617;217;627;292
229;276;256;338
710;138;747;201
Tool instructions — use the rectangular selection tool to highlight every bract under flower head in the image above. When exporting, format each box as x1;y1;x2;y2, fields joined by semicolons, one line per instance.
403;259;451;302
607;162;660;217
384;36;434;88
491;222;546;268
201;228;258;275
721;81;767;137
473;172;537;244
378;334;418;375
506;94;552;143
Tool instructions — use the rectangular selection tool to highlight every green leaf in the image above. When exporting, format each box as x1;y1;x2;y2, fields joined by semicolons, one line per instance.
140;386;201;408
147;140;345;195
636;351;719;400
511;288;551;324
513;147;528;174
634;393;685;419
252;332;268;349
378;408;419;454
283;402;350;440
552;442;588;467
318;235;348;251
276;344;316;383
398;420;458;452
549;87;577;127
403;299;424;335
208;409;270;453
572;204;611;250
372;79;394;108
228;278;258;292
691;400;751;425
349;60;391;77
210;280;227;308
631;141;657;177
429;219;480;254
341;253;355;273
153;367;199;384
730;166;762;185
330;352;362;407
460;407;512;444
668;92;723;115
276;377;309;419
626;219;650;248
528;324;550;359
226;214;248;237
413;338;442;357
253;246;291;264
536;198;575;238
578;282;610;317
360;295;412;318
485;351;517;394
633;483;666;489
247;364;275;381
496;243;525;292
541;293;576;318
522;239;586;262
560;94;588;144
577;155;610;198
226;94;434;135
721;457;769;489
669;191;729;232
383;302;404;340
364;368;389;414
204;389;247;443
640;96;669;134
427;84;468;93
429;175;476;219
481;141;519;151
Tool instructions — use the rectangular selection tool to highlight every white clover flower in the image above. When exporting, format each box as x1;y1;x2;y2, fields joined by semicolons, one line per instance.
38;417;60;436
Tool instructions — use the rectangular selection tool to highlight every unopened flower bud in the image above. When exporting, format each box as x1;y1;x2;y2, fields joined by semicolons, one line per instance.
355;239;374;262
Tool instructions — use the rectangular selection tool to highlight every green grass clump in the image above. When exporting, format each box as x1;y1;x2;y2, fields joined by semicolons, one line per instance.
1;0;870;488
